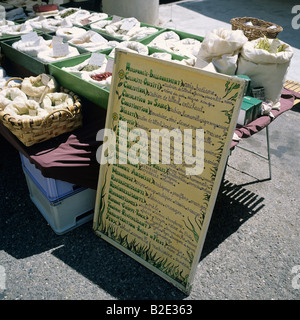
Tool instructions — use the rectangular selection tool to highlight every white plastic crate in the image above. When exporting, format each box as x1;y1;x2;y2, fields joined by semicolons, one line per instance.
20;153;84;202
23;169;96;235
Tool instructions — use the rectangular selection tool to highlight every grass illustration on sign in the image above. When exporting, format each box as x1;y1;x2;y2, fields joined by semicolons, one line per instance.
96;177;189;286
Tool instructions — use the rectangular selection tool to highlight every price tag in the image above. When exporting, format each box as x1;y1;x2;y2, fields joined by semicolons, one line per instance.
194;57;208;69
89;52;106;66
21;31;39;42
195;57;216;72
111;15;122;23
90;32;107;43
52;42;69;57
37;15;46;21
120;19;136;31
29;109;37;117
51;36;63;46
52;36;63;45
80;18;91;26
20;24;28;31
41;74;51;86
61;18;71;27
32;38;43;47
105;58;114;73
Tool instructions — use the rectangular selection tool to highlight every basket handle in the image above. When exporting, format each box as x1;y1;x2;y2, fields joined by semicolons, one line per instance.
4;77;23;87
41;108;74;126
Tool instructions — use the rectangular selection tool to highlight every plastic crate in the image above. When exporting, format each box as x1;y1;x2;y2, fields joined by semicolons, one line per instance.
23;169;96;235
20;153;85;202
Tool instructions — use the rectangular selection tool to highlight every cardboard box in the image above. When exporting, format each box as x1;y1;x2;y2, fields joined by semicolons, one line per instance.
237;99;254;126
234;75;251;96
244;95;262;121
237;96;262;126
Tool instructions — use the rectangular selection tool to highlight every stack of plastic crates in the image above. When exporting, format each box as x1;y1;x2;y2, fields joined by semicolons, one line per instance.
20;153;96;235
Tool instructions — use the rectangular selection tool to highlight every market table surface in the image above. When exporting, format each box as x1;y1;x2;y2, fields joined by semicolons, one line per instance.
0;82;299;191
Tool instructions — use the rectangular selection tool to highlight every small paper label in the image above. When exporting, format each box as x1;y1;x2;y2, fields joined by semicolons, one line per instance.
89;52;106;66
38;15;46;21
20;24;28;32
61;18;71;27
111;15;122;23
51;36;63;46
52;42;69;57
21;31;39;42
90;32;107;43
105;58;114;73
41;74;51;86
29;109;37;117
80;18;91;26
194;57;208;69
32;38;43;47
120;19;136;31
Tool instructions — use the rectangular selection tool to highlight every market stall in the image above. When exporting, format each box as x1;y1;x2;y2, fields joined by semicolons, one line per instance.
0;2;300;292
0;85;299;190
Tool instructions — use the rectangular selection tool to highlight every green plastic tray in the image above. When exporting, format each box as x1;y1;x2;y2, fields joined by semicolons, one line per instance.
0;33;52;75
140;28;204;45
0;32;86;75
87;16;163;43
140;28;204;59
48;52;111;109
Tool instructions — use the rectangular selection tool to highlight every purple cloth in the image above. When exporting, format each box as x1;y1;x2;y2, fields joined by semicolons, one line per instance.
1;89;300;190
231;88;300;148
0;100;106;189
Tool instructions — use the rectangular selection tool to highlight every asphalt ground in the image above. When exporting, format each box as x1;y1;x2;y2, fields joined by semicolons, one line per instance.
1;100;300;301
0;0;300;301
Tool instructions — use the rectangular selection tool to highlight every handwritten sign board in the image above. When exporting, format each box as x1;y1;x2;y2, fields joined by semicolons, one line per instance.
93;50;245;294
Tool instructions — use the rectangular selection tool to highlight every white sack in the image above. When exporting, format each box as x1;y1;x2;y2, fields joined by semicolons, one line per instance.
197;28;247;75
198;28;247;59
237;38;293;104
212;53;238;75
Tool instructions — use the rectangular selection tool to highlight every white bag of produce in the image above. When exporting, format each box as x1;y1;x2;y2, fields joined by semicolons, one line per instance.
212;53;238;75
237;37;293;104
197;28;247;74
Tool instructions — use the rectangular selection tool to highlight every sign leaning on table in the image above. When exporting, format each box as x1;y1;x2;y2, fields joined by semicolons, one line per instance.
93;49;246;294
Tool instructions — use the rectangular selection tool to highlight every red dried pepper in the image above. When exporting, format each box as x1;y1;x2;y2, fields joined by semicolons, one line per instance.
91;72;112;81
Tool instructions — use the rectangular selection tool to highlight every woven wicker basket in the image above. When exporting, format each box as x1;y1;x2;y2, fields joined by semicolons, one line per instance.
231;17;283;40
0;78;82;147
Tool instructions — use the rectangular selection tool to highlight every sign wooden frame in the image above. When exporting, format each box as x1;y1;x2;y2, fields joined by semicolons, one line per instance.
93;50;245;294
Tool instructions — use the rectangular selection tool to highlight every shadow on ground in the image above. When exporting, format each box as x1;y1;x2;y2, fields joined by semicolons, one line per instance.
51;178;265;299
0;137;264;299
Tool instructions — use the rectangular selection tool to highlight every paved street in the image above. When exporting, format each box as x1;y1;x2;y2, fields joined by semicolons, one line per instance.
0;0;299;300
